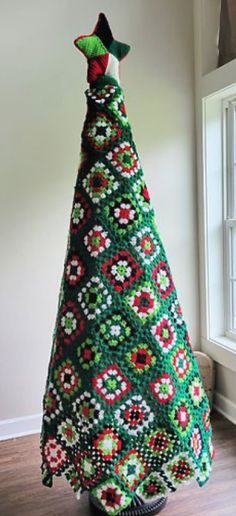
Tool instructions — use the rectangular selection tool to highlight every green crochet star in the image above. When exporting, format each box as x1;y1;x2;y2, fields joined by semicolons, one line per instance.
74;12;130;61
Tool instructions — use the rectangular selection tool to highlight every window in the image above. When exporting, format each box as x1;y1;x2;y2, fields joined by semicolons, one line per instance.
224;98;236;339
200;80;236;368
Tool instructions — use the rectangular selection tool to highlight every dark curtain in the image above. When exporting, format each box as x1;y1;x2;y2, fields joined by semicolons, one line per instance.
218;0;236;67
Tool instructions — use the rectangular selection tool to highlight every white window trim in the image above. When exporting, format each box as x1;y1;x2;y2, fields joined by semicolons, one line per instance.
197;64;236;373
223;97;236;340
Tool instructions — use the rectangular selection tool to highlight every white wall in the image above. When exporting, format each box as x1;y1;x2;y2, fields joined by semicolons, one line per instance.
0;0;197;424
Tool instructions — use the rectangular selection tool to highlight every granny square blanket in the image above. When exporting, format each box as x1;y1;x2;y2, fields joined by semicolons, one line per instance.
39;13;215;516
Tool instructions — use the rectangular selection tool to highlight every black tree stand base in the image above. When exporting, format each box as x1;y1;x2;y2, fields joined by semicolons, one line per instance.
89;493;168;516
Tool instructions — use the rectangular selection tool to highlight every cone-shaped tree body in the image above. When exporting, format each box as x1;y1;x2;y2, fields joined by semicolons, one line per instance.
40;13;215;515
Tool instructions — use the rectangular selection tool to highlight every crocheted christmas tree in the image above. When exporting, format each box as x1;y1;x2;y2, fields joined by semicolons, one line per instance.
39;13;215;515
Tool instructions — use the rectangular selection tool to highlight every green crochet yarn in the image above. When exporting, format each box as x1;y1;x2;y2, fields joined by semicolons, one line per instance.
75;35;107;59
39;13;215;516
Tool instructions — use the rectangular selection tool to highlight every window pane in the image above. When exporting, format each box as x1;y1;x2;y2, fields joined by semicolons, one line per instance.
228;227;236;333
234;107;236;217
234;164;236;218
231;226;236;278
232;280;236;331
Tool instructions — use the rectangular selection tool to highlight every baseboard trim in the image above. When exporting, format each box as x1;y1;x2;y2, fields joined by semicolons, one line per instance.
0;413;42;441
213;391;236;426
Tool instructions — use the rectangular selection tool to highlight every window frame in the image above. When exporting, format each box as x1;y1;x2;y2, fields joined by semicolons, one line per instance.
223;97;236;340
198;76;236;373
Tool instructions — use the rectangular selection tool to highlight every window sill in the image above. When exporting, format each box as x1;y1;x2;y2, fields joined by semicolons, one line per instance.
202;335;236;373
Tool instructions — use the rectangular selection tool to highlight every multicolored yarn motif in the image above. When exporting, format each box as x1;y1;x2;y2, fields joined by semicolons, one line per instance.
39;20;215;516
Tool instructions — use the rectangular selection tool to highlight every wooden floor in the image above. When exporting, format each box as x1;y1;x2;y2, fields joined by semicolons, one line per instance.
0;410;235;516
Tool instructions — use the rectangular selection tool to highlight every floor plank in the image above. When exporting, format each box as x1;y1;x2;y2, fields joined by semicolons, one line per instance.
0;409;235;515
